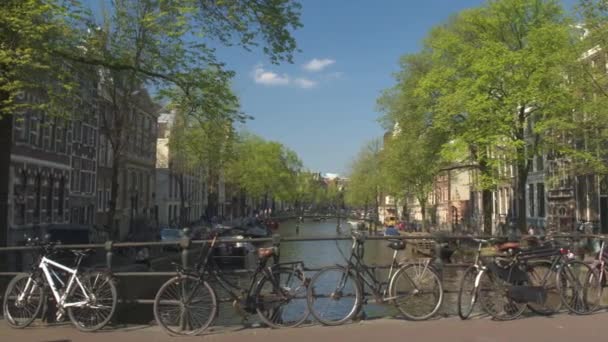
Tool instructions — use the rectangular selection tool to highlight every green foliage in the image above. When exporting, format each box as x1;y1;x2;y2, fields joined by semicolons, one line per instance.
0;0;85;118
378;52;449;212
419;0;576;178
225;132;302;202
344;139;383;208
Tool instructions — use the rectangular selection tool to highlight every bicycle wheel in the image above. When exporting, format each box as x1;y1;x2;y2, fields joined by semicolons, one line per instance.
477;270;526;320
526;260;561;315
457;266;480;320
307;266;361;326
255;267;309;328
3;273;45;328
67;271;117;331
389;263;443;321
557;260;601;315
153;275;217;336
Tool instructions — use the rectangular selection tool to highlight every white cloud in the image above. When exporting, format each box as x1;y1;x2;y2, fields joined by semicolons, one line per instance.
252;65;289;86
294;78;317;89
303;58;335;72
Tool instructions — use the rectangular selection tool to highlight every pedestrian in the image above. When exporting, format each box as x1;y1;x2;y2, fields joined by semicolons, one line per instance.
528;225;535;236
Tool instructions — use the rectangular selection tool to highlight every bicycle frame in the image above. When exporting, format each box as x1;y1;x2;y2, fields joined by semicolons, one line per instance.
342;237;401;301
19;256;90;309
184;237;306;312
594;239;606;284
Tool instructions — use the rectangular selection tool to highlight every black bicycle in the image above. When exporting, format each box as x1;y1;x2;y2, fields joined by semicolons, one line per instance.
306;231;443;325
153;235;309;336
473;237;601;320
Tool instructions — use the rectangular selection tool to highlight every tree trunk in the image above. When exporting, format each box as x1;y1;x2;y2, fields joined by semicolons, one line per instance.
482;189;493;235
178;173;186;228
419;198;427;232
0;114;12;248
107;144;122;241
516;160;528;233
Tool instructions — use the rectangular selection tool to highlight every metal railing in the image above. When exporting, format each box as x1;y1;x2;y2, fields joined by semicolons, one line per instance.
0;231;601;308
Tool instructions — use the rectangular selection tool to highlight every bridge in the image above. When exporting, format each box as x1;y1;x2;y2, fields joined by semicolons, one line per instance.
1;312;604;341
270;213;378;223
0;232;601;340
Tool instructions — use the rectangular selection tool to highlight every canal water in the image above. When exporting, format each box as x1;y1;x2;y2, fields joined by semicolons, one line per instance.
275;218;464;320
111;218;468;328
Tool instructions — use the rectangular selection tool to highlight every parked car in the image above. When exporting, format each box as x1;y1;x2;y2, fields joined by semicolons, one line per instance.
160;228;183;251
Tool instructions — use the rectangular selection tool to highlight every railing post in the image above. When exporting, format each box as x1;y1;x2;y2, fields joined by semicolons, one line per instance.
180;228;191;269
434;240;444;280
272;233;281;264
104;240;114;271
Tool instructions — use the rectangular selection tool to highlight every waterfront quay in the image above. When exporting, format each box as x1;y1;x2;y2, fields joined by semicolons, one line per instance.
2;313;608;342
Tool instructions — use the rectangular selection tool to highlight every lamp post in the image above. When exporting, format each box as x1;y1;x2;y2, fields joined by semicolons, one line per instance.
336;184;344;234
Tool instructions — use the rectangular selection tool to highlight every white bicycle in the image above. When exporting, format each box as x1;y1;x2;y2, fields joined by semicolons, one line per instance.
3;238;117;331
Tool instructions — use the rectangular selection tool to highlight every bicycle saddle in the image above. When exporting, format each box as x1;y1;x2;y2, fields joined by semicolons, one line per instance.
71;248;95;257
496;241;520;251
257;247;276;259
387;240;406;250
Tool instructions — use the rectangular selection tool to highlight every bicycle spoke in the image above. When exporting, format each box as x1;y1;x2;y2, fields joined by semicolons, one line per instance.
154;276;216;335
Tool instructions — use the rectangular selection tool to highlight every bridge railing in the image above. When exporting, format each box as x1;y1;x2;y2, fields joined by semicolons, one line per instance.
0;232;601;323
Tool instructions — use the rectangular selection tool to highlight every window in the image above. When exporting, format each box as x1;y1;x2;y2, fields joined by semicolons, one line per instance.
49;119;56;152
538;183;545;218
29;114;38;146
34;174;41;221
47;176;53;219
74;121;81;142
104;187;110;212
528;183;535;217
536;155;544;172
58;177;65;217
97;189;103;212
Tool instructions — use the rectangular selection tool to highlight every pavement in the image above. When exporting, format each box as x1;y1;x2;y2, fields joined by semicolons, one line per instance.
2;312;608;342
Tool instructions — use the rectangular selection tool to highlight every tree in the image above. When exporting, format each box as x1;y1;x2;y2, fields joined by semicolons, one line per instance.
225;133;302;212
64;0;302;238
345;139;384;223
0;1;88;245
378;52;449;231
416;0;576;232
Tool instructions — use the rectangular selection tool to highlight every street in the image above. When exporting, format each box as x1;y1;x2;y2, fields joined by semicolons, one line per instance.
2;312;608;342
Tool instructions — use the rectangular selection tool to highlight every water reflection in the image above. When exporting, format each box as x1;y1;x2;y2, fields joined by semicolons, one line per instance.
277;219;463;318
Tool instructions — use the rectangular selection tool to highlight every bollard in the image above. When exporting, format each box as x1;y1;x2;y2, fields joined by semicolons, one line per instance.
180;228;192;269
104;240;114;271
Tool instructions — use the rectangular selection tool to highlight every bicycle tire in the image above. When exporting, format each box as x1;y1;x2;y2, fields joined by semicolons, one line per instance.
67;271;118;332
389;263;443;321
255;267;309;328
477;269;526;321
557;260;601;315
3;273;45;328
526;260;561;316
306;266;361;326
153;275;217;336
457;266;480;320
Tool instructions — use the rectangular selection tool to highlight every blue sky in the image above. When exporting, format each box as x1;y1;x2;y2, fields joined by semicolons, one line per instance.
86;0;578;175
214;0;575;174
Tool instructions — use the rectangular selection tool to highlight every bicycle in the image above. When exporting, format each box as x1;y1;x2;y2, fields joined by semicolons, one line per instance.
3;237;117;331
306;231;443;325
458;237;563;319
467;236;600;320
153;234;310;336
588;236;608;303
